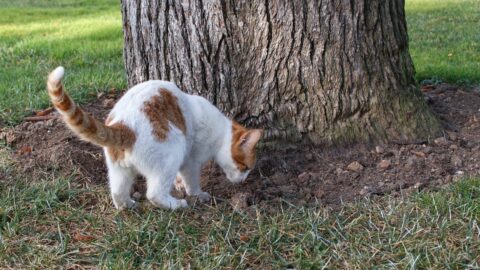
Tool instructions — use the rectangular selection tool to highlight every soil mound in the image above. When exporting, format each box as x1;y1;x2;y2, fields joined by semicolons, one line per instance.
2;85;479;209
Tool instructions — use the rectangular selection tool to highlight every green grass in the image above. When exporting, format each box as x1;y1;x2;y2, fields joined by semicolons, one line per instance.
0;0;125;124
406;0;480;85
0;167;479;268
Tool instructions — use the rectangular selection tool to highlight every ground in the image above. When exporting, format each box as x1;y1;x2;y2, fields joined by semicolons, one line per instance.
2;84;479;212
0;84;479;268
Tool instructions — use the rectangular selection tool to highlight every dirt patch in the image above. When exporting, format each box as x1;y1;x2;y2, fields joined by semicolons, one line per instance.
1;84;480;210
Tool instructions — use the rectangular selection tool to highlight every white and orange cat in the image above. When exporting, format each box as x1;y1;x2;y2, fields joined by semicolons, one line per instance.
47;66;262;210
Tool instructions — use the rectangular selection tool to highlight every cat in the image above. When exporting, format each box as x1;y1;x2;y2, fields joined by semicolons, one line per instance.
46;66;262;210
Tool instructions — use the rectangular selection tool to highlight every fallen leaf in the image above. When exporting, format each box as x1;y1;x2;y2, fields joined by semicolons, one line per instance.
73;232;96;242
411;150;426;158
35;107;54;116
239;235;250;242
17;146;32;155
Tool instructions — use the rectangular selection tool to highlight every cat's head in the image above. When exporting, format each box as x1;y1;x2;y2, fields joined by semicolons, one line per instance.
218;121;263;183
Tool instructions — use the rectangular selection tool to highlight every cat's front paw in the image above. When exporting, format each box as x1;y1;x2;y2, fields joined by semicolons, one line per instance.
195;191;212;203
113;197;138;211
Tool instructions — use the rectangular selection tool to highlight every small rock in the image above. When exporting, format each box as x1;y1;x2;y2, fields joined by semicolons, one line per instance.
447;131;458;141
231;192;251;211
347;161;364;172
335;168;345;175
132;192;142;200
46;119;55;127
102;98;115;108
453;171;464;182
305;153;314;161
375;146;384;154
434;137;449;146
451;155;463;167
377;159;391;170
449;144;458;150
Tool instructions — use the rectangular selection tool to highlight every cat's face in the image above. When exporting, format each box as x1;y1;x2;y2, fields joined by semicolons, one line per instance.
223;122;263;183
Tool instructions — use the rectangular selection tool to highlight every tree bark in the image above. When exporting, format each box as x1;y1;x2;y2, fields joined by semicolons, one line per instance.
121;0;440;144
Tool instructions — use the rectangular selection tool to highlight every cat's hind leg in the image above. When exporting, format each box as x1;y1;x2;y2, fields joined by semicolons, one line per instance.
146;169;188;209
106;157;138;210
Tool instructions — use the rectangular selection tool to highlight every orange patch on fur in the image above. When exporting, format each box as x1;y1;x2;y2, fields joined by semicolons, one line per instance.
70;107;83;125
142;88;186;141
54;93;73;111
49;85;64;97
83;115;98;135
106;122;136;162
231;121;256;171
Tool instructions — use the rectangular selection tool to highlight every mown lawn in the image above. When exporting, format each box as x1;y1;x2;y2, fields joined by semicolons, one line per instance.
0;0;124;124
1;0;480;268
406;0;480;85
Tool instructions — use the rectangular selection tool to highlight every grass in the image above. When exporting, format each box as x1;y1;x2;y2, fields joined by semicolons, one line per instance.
0;168;479;268
0;0;125;124
406;0;480;85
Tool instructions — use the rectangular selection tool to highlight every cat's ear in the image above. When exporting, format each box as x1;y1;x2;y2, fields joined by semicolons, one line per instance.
240;129;263;151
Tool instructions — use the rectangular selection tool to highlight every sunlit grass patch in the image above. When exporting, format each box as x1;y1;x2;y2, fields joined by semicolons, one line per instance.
406;0;480;85
0;0;125;124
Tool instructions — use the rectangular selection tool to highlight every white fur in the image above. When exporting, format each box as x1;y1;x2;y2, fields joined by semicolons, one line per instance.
105;81;250;210
49;66;65;83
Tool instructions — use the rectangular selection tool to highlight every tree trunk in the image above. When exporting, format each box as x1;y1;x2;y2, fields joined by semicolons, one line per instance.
121;0;440;144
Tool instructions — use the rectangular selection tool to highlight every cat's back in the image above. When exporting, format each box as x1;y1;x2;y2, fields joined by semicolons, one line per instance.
114;80;184;109
107;80;191;130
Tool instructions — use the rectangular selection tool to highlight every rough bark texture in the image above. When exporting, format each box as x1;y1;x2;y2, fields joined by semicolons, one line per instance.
121;0;439;144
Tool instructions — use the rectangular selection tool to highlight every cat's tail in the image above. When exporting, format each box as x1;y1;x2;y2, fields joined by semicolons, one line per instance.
47;66;135;148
